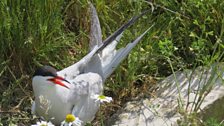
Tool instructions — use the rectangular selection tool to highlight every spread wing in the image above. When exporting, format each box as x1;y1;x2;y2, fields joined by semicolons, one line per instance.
57;5;152;81
57;4;102;79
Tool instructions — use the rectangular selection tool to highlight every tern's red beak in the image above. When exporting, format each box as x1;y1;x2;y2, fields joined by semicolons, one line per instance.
47;76;70;89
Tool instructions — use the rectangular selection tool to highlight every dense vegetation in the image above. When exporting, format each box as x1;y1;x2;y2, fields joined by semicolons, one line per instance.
0;0;223;125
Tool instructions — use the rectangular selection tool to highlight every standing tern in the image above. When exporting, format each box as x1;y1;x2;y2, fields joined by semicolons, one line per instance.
32;4;154;125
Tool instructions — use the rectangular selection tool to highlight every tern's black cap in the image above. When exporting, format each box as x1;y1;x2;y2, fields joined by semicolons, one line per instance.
34;65;58;77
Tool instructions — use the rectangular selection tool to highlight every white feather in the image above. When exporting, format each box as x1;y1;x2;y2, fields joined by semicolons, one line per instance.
32;3;153;125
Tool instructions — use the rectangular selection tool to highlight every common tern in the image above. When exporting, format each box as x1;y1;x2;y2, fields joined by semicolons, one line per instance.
32;4;153;125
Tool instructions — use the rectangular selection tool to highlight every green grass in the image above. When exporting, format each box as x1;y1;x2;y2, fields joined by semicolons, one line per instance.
0;0;224;125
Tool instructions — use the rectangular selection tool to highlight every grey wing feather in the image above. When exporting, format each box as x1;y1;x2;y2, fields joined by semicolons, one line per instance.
58;3;102;78
95;9;151;53
70;73;103;122
89;3;102;51
83;10;152;79
58;8;152;80
58;4;103;79
72;96;100;123
101;25;154;81
83;32;123;76
57;46;99;79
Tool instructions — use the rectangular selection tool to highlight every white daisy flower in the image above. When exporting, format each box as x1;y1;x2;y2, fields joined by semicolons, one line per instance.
31;120;54;126
61;114;82;126
91;94;113;103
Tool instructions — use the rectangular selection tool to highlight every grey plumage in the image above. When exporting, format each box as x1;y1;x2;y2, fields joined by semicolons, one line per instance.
32;3;153;125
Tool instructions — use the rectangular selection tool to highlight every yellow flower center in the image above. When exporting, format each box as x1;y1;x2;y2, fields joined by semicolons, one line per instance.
65;114;75;122
98;95;106;99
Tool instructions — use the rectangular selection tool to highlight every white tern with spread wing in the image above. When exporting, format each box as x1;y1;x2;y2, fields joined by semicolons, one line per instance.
32;3;153;125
